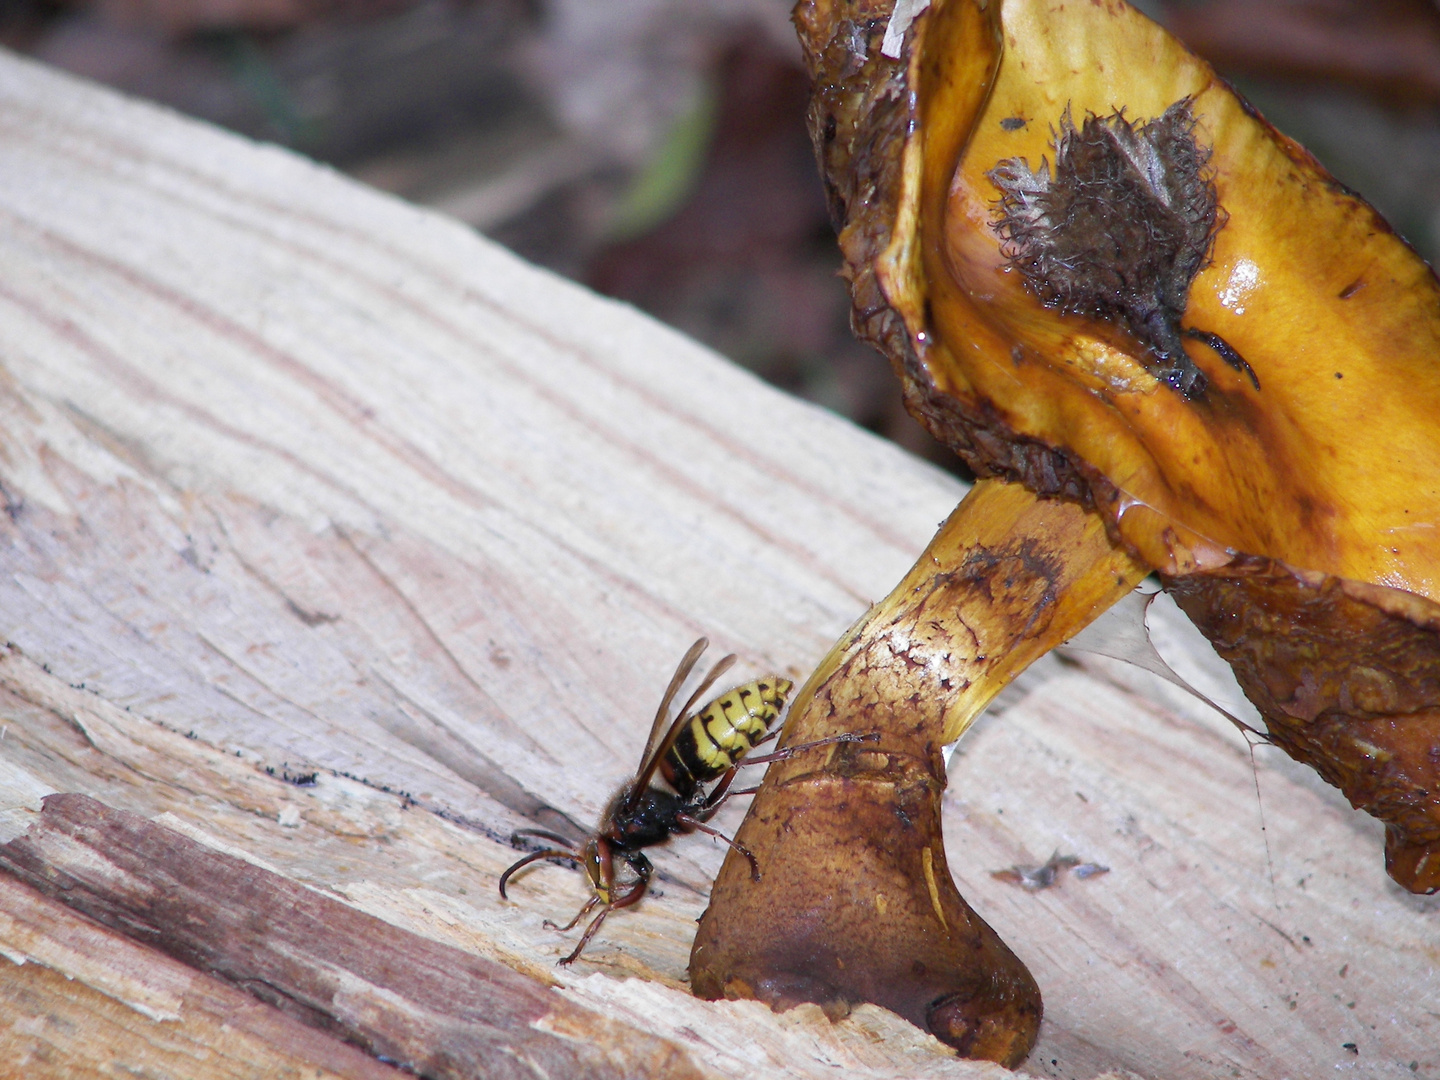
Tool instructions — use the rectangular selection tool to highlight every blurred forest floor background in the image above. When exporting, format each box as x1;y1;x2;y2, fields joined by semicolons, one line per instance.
6;0;1438;470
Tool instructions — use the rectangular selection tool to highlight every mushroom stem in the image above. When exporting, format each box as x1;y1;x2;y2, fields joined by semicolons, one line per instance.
690;479;1147;1064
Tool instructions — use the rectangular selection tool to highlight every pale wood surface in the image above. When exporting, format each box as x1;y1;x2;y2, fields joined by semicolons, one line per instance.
0;49;1433;1080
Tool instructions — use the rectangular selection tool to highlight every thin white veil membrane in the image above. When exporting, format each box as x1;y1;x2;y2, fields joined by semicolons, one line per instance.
939;583;1265;771
940;585;1269;885
1062;586;1264;739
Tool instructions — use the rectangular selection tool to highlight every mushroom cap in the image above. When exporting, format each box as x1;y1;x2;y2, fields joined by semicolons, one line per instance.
798;0;1440;890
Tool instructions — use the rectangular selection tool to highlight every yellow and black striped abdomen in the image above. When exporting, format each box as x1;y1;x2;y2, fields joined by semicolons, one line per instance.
662;676;794;798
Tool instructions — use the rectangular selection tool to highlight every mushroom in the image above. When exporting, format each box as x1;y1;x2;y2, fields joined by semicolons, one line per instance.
691;0;1440;1065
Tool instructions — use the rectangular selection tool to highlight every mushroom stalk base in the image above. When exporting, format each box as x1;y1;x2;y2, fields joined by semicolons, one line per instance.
690;479;1148;1065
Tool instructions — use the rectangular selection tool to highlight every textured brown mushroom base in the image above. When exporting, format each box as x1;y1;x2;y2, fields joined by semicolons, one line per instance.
696;0;1440;1067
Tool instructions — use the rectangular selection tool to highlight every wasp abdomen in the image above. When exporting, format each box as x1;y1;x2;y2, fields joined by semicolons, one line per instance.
663;677;794;796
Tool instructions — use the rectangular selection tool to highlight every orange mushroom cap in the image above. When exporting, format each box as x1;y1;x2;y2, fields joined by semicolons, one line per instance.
798;0;1440;890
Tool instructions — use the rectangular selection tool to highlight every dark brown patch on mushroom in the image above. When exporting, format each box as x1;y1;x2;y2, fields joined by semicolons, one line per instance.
988;101;1256;397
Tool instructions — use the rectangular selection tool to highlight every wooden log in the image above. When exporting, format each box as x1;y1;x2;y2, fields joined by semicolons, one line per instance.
0;872;406;1079
0;792;703;1080
0;47;1433;1080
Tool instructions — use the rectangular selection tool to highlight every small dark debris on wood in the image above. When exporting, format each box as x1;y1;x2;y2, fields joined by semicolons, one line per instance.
991;850;1110;891
265;763;320;785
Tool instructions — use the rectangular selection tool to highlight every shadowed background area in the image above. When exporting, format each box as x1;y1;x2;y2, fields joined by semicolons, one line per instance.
3;0;1437;475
